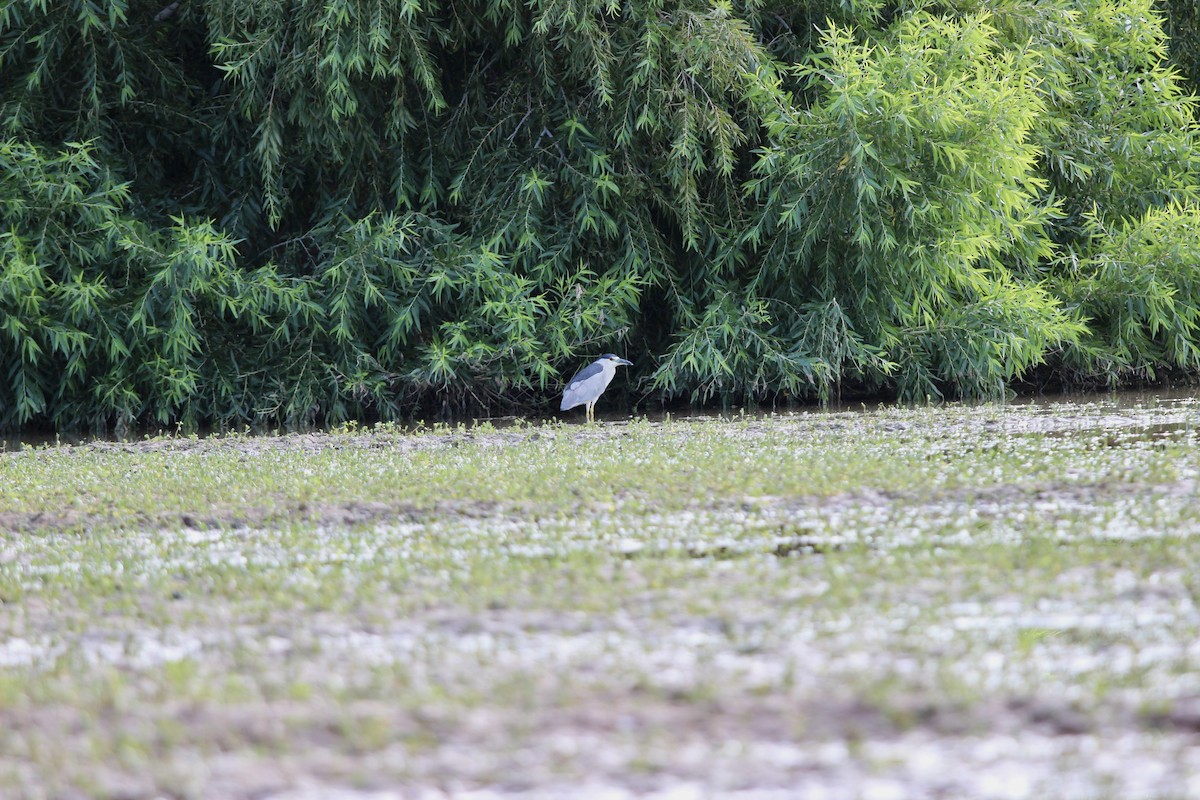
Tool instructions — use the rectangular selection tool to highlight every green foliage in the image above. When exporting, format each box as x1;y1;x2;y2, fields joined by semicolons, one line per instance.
742;11;1080;399
1054;204;1200;383
1163;0;1200;90
2;0;1200;431
649;293;832;404
0;138;303;430
1022;0;1200;235
205;0;448;229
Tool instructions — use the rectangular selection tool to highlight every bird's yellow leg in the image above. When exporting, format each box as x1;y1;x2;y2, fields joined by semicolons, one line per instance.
587;403;595;424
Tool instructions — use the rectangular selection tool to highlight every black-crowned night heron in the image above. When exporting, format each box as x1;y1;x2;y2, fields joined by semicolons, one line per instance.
560;354;633;423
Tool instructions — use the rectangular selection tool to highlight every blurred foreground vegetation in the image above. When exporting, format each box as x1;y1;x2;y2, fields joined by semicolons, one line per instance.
3;403;1200;796
4;0;1200;431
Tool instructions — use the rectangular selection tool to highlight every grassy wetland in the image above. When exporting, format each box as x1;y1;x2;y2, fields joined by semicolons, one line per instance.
3;396;1200;799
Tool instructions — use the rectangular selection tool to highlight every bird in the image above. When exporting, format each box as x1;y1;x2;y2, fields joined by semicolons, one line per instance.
560;354;633;423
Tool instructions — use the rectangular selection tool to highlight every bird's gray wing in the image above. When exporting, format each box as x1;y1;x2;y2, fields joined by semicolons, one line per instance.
566;360;605;387
560;360;605;410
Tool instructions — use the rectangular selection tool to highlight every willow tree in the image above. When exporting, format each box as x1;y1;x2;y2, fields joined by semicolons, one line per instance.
1;0;1199;431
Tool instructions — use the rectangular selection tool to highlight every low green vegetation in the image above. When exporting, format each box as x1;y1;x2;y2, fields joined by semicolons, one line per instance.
2;398;1197;529
2;397;1199;796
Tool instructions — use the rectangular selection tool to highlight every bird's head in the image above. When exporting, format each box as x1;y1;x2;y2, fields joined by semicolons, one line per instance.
600;354;633;367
